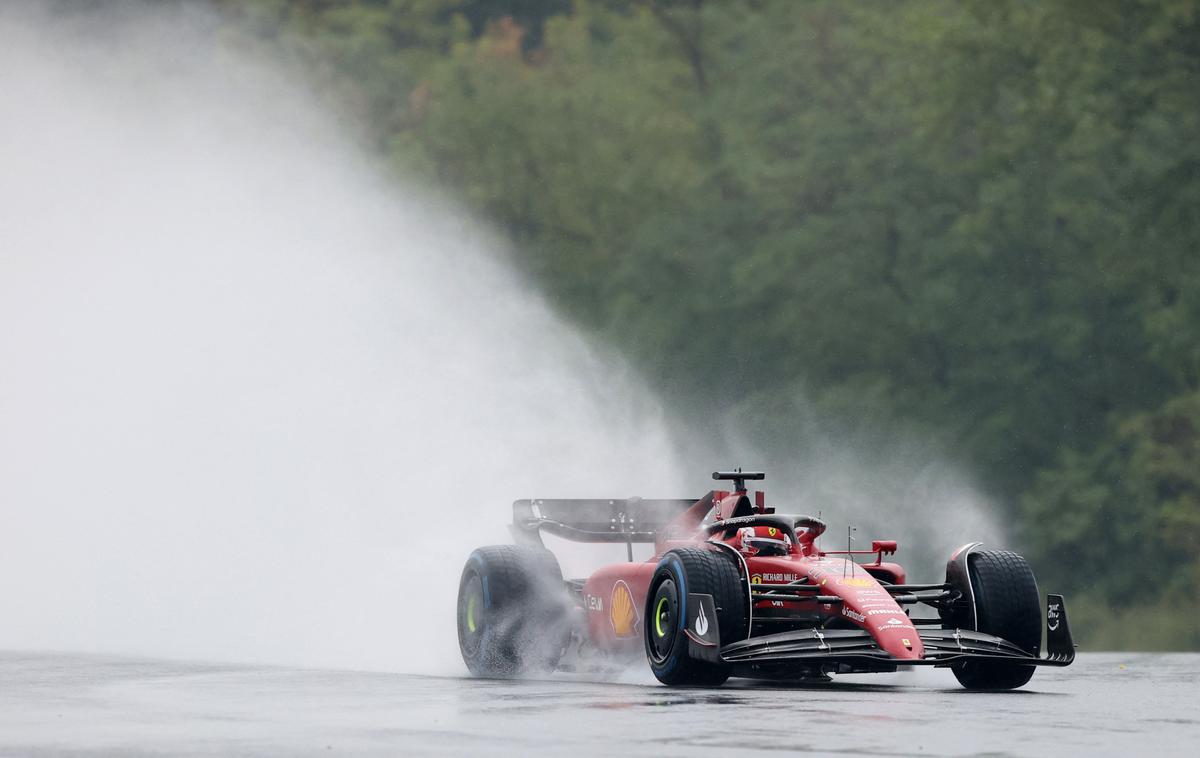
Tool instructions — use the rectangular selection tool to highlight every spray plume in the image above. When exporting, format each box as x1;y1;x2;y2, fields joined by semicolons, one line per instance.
0;2;684;673
0;2;1002;674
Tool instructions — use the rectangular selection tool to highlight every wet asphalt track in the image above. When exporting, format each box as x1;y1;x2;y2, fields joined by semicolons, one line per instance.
0;652;1196;757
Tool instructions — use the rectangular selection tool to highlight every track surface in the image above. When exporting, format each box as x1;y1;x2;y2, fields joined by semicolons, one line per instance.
0;652;1196;756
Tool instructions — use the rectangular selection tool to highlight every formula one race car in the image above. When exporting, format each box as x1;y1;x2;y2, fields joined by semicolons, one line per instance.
456;471;1074;689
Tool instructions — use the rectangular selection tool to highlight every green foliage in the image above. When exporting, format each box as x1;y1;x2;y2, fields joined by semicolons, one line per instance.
1024;391;1200;609
218;0;1200;646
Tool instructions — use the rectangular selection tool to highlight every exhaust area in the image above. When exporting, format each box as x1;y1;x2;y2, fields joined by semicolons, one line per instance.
0;3;683;673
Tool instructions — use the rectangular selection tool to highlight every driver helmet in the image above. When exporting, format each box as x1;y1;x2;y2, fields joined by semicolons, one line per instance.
733;525;791;557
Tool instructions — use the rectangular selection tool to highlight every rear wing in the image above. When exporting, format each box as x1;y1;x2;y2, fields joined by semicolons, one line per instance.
510;494;710;548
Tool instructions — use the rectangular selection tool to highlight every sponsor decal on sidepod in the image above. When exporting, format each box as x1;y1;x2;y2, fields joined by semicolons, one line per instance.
609;580;639;637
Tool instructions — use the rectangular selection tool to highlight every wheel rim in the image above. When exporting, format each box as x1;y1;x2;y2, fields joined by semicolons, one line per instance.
654;597;669;638
649;578;678;662
459;573;484;657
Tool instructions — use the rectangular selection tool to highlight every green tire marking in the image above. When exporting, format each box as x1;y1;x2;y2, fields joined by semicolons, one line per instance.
655;596;669;638
467;594;477;633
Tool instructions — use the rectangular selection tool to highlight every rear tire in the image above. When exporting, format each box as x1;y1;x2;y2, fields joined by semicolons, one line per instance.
949;549;1041;690
644;547;748;686
457;545;570;678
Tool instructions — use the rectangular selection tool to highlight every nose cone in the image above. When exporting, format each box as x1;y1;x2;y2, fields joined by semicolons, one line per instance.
868;614;924;659
806;558;925;660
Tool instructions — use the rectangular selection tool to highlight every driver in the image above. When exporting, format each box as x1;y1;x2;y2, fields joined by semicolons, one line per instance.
731;525;791;557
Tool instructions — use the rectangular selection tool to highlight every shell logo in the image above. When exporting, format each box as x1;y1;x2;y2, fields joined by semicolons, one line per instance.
839;577;874;588
609;580;639;637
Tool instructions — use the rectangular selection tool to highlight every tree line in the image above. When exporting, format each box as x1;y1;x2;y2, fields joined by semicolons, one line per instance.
215;0;1200;648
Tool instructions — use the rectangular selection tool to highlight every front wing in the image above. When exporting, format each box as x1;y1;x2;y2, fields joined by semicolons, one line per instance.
705;594;1074;674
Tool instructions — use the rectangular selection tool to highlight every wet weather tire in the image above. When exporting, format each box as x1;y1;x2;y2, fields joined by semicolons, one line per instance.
457;545;570;678
950;549;1041;690
644;547;748;687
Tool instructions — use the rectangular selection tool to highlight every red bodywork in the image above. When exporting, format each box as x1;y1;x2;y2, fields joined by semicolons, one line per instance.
578;488;922;659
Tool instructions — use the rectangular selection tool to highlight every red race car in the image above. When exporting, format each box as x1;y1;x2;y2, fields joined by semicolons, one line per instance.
456;470;1074;689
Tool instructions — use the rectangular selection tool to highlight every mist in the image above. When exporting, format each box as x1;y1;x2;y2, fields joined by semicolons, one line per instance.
0;2;1003;675
0;3;684;673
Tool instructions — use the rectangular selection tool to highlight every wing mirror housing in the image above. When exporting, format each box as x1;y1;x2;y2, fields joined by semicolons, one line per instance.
871;540;898;557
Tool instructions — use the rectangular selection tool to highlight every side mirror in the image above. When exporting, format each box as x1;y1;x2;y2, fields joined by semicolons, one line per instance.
871;540;898;556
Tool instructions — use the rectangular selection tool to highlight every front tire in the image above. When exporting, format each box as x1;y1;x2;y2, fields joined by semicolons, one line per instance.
644;547;748;686
949;549;1041;690
457;545;569;678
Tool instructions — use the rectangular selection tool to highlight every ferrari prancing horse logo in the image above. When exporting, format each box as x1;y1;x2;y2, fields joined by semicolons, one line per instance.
609;580;639;637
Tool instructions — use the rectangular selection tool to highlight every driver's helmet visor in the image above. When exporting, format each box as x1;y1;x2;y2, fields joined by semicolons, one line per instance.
743;536;789;556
